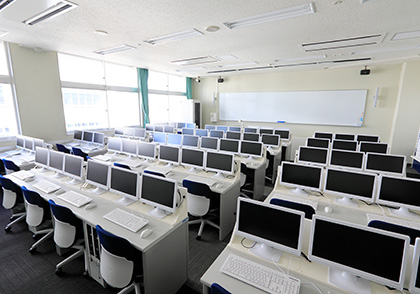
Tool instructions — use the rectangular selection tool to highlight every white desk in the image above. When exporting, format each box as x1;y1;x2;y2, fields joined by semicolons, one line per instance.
238;153;267;201
0;149;36;170
63;141;107;157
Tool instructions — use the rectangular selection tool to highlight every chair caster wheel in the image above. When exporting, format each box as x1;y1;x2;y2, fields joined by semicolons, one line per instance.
29;247;37;254
55;268;62;275
4;226;11;232
83;271;89;277
196;236;202;241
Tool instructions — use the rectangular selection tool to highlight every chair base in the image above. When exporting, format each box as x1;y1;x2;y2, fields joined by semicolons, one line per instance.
55;244;87;274
29;229;53;253
5;213;26;232
189;217;220;240
117;281;141;294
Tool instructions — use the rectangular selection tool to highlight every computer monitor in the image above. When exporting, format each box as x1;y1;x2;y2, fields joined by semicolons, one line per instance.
109;166;139;205
280;162;322;196
145;124;154;131
133;128;146;138
49;150;64;177
298;146;329;166
186;123;196;129
359;142;388;154
236;198;304;262
274;129;290;140
74;130;83;140
306;137;329;149
261;134;280;148
205;151;234;177
182;135;199;148
138;141;156;161
164;125;174;133
24;137;34;151
409;238;420;294
93;132;105;145
219;139;239;154
357;134;380;144
154;125;164;132
108;137;122;153
244;127;258;133
176;122;186;129
331;139;358;151
308;215;409;293
86;159;109;194
114;128;124;135
195;129;208;137
139;173;178;219
228;126;241;132
35;146;49;172
216;126;228;132
153;132;167;144
33;138;44;149
259;128;273;136
209;130;224;139
239;141;263;158
82;131;94;143
324;168;377;207
63;154;84;185
226;131;241;140
16;136;24;149
123;127;135;137
205;125;216;130
182;128;194;135
364;153;406;176
242;132;260;142
181;148;204;173
159;145;180;166
167;134;182;146
200;137;218;150
122;138;138;158
335;133;355;141
329;149;365;171
314;132;333;141
376;175;420;219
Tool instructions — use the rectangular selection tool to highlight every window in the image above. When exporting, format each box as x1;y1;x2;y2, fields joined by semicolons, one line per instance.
58;53;140;132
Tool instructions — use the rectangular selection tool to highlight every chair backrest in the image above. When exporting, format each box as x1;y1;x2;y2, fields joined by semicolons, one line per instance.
143;169;165;178
0;175;23;209
182;179;219;217
72;147;88;161
270;198;315;220
368;220;420;246
0;159;5;175
211;283;231;294
113;162;131;170
56;143;71;154
96;225;136;288
22;186;50;227
2;159;20;174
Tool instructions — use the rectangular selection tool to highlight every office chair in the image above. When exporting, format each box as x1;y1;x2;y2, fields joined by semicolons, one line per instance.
72;147;89;161
182;179;220;240
0;175;26;232
114;162;131;170
96;225;143;294
0;159;5;175
48;199;87;275
270;198;315;220
211;283;231;294
2;158;20;174
240;163;254;198
368;220;420;245
56;143;71;154
21;186;53;253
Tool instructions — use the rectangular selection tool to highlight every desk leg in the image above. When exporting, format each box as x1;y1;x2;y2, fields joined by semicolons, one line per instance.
219;182;240;241
202;284;210;294
252;165;265;200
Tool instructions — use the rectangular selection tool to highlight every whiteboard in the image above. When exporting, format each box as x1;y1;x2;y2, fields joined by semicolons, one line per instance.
219;90;367;126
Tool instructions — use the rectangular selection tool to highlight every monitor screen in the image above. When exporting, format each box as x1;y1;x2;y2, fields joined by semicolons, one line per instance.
205;125;216;130
274;129;290;140
195;129;208;137
365;153;405;176
182;128;194;135
261;134;280;147
280;162;322;194
35;147;49;166
182;135;199;148
240;141;263;157
122;138;137;156
138;142;156;159
154;125;164;132
74;130;83;140
33;138;44;149
236;198;304;260
209;130;224;139
309;216;409;291
314;132;333;141
153;132;167;144
359;142;388;154
226;131;241;140
108;137;122;152
123;127;135;137
329;150;364;170
64;154;84;179
176;122;186;129
93;132;105;145
219;139;239;154
298;146;329;166
259;128;273;135
181;148;204;169
114;128;124;135
24;137;34;151
140;173;177;216
409;238;420;294
164;125;174;133
83;131;94;142
145;124;154;131
244;127;258;133
216;126;228;132
357;134;380;143
200;137;218;150
159;145;180;164
307;137;329;149
186;123;196;129
167;134;182;146
110;166;138;201
205;151;234;175
335;133;355;141
243;132;260;142
49;150;64;172
133;128;146;138
228;126;241;132
16;136;24;148
332;140;358;151
86;159;109;190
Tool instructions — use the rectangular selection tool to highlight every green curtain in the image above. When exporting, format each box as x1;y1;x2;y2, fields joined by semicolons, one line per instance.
138;68;149;127
186;77;193;100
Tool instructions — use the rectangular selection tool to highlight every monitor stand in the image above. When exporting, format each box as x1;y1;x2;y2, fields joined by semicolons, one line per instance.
213;172;225;179
249;243;282;263
328;268;371;294
335;196;359;208
37;166;48;173
114;196;135;206
188;167;200;174
52;171;63;179
389;207;420;219
91;186;107;195
67;178;82;185
290;187;308;197
147;207;168;219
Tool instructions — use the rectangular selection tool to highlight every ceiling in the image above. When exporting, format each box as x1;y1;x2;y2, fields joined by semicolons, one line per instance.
1;0;420;77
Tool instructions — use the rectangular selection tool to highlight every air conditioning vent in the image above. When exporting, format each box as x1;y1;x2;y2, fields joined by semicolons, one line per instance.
171;56;219;66
302;34;383;52
0;0;15;11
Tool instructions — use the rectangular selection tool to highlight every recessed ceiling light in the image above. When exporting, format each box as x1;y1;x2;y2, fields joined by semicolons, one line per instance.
205;26;220;32
351;45;420;55
216;54;238;60
144;29;203;45
332;0;342;4
94;44;136;55
0;30;9;37
392;30;420;41
94;30;108;36
274;55;326;63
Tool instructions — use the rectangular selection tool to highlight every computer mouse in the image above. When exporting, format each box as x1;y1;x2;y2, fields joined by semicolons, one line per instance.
85;203;97;210
55;189;66;195
324;206;333;213
140;228;153;239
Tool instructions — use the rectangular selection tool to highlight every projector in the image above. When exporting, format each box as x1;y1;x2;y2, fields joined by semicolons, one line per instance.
360;66;370;75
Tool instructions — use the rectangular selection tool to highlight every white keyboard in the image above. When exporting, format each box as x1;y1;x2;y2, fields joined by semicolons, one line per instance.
66;142;80;147
120;158;144;168
4;149;21;156
144;165;173;176
11;170;35;181
19;155;35;162
33;180;61;194
221;254;300;294
272;193;318;210
184;175;217;187
94;154;111;162
57;191;92;208
366;213;420;230
81;145;97;151
103;208;149;233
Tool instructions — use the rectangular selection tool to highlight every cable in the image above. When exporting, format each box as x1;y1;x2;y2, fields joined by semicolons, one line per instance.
240;237;256;249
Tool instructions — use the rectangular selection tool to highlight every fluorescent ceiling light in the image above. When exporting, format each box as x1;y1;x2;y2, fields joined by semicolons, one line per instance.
221;62;258;68
23;1;77;26
0;30;9;37
392;30;420;41
352;45;420;55
144;29;203;45
94;44;136;55
171;56;219;66
223;2;315;29
216;54;238;61
275;55;326;63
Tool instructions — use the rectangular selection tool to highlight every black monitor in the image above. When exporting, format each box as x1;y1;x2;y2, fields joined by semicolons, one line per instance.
209;130;224;139
205;151;234;177
133;128;146;138
153;132;166;144
205;125;216;130
307;137;329;149
108;137;122;153
63;154;84;184
280;162;322;196
409;238;420;293
274;129;290;140
200;137;218;150
216;126;228;132
182;135;199;148
74;130;83;140
228;126;241;132
186;123;195;129
219;139;239;154
115;128;124;135
49;150;64;176
298;146;329;166
24;137;34;151
240;141;263;157
181;148;204;172
176;122;186;129
110;166;139;205
86;159;109;194
357;134;380;143
138;142;156;160
226;131;241;140
159;145;180;165
195;129;208;137
335;133;355;141
259;128;273;136
83;131;94;142
359;142;388;154
242;132;260;142
261;134;280;148
329;149;364;170
314;132;333;141
164;125;174;133
309;216;409;292
331;140;358;151
35;146;49;170
145;124;154;131
182;128;194;135
167;134;182;146
154;125;164;132
364;153;406;176
122;138;137;157
93;132;105;145
244;127;258;133
16;136;24;148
